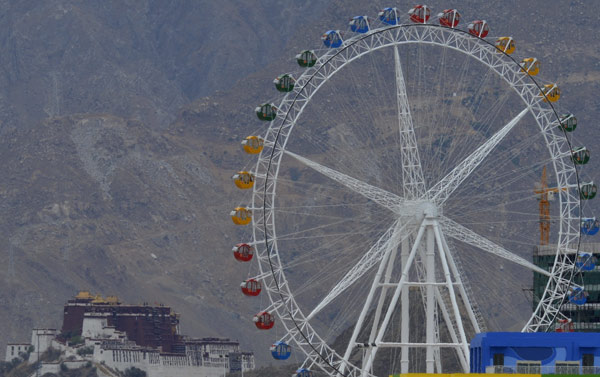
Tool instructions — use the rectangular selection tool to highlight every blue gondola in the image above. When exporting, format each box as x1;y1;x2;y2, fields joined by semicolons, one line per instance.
378;7;399;25
296;368;313;377
581;218;600;235
568;287;588;305
576;253;597;271
349;16;370;33
322;30;343;48
270;341;291;360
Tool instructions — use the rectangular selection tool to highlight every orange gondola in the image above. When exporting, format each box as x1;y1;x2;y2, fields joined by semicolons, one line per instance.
521;58;540;76
241;136;264;154
231;207;251;225
495;37;515;55
233;171;255;189
541;84;560;102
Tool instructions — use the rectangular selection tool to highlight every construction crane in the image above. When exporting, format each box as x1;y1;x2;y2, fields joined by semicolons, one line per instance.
534;166;567;245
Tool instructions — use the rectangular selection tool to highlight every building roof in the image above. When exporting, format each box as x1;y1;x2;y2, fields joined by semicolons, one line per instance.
471;331;600;348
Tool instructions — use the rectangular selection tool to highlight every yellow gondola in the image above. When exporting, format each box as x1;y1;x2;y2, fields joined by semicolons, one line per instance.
233;171;255;189
521;58;540;76
242;136;264;154
495;37;515;54
231;207;252;225
541;84;560;102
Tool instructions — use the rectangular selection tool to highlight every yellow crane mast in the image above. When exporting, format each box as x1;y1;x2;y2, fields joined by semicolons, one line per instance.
534;166;566;245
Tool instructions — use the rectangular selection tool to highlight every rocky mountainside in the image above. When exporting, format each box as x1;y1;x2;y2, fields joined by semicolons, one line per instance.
0;0;599;372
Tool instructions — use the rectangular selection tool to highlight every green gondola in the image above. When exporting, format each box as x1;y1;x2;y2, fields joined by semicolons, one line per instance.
571;147;590;165
580;182;597;200
296;50;317;68
255;103;277;121
274;74;295;92
559;113;577;132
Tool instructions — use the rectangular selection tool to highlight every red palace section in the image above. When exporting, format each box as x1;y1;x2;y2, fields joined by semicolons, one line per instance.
60;292;182;353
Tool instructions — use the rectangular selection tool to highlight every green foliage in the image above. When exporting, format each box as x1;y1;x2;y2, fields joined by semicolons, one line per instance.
40;348;62;362
58;331;85;347
124;367;146;377
68;336;84;346
76;347;94;356
0;358;22;375
0;359;39;377
58;330;78;342
16;352;28;362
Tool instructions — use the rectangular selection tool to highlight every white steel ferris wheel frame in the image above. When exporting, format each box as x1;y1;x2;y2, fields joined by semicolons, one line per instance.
248;24;580;376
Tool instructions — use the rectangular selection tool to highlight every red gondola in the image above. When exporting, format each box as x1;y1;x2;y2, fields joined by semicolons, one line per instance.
233;243;254;262
409;5;430;24
468;20;489;38
438;9;460;28
241;279;262;296
254;311;275;330
555;318;573;333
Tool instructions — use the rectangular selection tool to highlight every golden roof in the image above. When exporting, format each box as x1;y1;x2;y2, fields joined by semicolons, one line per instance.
75;291;92;299
91;294;107;304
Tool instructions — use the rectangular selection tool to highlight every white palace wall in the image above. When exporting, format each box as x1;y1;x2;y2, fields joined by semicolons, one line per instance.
94;345;226;377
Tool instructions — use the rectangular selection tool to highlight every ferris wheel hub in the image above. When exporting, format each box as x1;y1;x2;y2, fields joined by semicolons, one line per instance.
399;200;440;221
422;201;438;218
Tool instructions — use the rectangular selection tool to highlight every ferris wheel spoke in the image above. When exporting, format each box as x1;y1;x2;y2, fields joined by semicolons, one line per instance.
285;150;404;213
439;216;551;277
394;45;426;199
427;107;530;205
305;218;412;322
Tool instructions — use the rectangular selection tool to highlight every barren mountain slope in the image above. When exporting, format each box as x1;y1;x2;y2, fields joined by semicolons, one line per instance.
0;0;599;369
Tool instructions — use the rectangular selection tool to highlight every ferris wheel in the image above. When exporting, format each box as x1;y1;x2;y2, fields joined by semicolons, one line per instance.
230;5;590;376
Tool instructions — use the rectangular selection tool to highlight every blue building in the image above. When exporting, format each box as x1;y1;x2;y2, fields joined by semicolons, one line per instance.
470;332;600;374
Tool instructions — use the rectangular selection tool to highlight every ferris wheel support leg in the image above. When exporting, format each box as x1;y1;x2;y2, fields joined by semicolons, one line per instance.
425;225;436;373
441;234;483;334
434;286;468;372
433;223;470;371
400;237;410;374
367;235;401;343
362;219;428;376
340;220;404;377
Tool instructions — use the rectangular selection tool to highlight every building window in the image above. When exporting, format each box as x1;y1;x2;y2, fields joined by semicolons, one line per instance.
493;353;504;366
516;361;541;374
583;353;594;367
